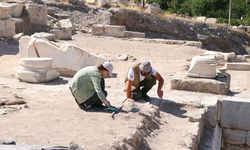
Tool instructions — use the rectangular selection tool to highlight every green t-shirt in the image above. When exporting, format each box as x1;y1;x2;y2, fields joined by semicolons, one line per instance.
70;66;106;104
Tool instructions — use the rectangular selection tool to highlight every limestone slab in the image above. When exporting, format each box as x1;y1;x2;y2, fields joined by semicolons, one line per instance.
223;128;247;145
31;32;55;41
201;96;218;127
2;2;24;17
0;18;15;37
49;28;72;40
220;97;250;130
223;145;250;150
171;72;230;95
227;62;250;70
198;124;222;150
92;24;125;37
246;131;250;146
0;3;10;19
125;31;145;38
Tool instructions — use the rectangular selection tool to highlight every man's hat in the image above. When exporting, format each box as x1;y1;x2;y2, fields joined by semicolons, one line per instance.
102;61;113;77
139;60;152;73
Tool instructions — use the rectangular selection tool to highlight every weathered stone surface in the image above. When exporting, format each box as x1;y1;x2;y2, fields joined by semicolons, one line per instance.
17;58;59;83
19;36;106;77
25;3;47;25
206;18;217;24
196;16;206;23
220;97;250;130
223;128;247;145
59;18;74;30
31;32;55;41
201;96;218;127
49;29;72;40
187;55;217;78
0;3;10;19
224;145;250;150
145;4;164;15
125;31;145;38
247;131;250;146
0;18;15;37
85;0;96;4
198;124;222;150
92;24;125;37
19;57;53;69
6;3;24;17
97;0;109;7
227;62;250;70
171;72;230;95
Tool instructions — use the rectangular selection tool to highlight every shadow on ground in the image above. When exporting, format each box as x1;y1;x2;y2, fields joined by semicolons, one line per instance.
44;77;69;85
0;40;19;56
150;97;188;118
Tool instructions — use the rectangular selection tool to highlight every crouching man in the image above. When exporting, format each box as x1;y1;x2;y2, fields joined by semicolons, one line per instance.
125;60;164;101
70;61;113;111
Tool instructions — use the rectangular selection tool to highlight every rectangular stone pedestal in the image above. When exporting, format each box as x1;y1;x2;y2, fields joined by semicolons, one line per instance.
171;72;230;95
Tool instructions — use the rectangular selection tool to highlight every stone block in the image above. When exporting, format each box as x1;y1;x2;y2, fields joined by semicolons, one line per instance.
49;28;72;40
11;3;24;17
223;128;247;145
145;5;164;15
196;16;206;23
85;0;96;4
3;3;24;17
97;0;109;7
31;32;55;41
220;97;250;130
92;24;125;37
17;66;59;83
187;55;217;78
17;57;59;83
0;3;10;19
59;18;74;30
0;18;15;37
125;31;145;38
201;96;218;127
171;72;230;95
227;62;250;70
198;124;222;150
246;131;250;146
25;3;47;25
19;36;106;77
223;145;250;150
205;18;217;24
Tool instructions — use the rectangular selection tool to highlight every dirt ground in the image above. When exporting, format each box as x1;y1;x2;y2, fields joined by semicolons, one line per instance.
0;33;250;150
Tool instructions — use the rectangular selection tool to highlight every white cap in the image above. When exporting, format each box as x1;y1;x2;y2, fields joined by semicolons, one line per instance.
139;60;152;73
102;61;113;77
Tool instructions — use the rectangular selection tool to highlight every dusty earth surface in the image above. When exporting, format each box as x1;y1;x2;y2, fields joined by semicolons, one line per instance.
0;33;250;150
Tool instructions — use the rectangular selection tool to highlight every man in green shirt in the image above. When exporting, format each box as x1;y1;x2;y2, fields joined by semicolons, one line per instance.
70;61;113;111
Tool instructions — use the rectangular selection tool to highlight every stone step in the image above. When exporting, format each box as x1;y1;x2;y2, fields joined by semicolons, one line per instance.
125;31;145;38
226;62;250;70
171;72;230;95
92;24;126;37
19;57;53;69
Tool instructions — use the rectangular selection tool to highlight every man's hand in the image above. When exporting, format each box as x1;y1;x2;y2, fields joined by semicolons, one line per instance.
103;100;111;107
157;90;163;99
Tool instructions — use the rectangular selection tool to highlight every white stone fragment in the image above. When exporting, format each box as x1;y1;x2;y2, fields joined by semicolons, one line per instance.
187;55;217;78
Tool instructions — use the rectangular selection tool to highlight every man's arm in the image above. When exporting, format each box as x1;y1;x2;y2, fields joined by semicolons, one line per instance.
91;75;111;107
126;79;133;99
155;72;164;98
